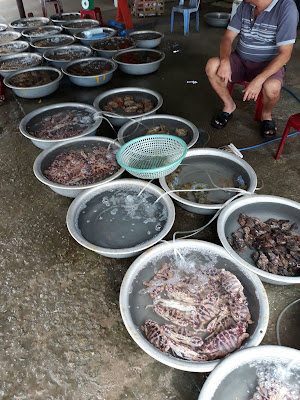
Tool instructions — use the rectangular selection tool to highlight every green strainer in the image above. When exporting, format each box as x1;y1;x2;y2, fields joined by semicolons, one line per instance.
117;134;188;179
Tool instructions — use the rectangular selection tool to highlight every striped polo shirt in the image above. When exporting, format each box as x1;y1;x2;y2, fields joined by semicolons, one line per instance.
228;0;299;62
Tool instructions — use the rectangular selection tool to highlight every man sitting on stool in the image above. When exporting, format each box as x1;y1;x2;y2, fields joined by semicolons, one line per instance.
205;0;298;138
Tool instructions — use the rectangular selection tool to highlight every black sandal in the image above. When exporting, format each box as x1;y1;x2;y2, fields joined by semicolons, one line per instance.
211;111;233;130
261;120;277;139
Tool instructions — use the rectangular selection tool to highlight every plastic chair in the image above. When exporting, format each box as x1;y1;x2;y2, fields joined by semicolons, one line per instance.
171;0;200;36
40;0;63;17
81;8;104;26
228;81;263;121
275;113;300;160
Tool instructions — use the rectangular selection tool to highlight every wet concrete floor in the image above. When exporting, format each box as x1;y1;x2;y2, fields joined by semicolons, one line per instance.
0;1;300;399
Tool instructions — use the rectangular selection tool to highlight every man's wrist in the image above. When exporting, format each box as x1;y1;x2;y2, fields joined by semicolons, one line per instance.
220;57;230;65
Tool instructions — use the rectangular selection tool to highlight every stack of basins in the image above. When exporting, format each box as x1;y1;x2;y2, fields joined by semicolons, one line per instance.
3;12;298;398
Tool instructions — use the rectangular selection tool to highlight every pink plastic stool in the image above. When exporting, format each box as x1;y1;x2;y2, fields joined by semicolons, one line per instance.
275;113;300;160
81;8;104;26
228;81;263;122
40;0;63;17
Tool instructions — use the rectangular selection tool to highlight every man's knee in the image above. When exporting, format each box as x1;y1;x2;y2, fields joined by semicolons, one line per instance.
205;57;221;78
263;79;281;100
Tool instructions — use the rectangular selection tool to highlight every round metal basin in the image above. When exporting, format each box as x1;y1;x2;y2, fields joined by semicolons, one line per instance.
19;102;102;149
120;239;269;372
112;48;165;75
9;17;50;32
93;87;163;127
43;45;92;69
33;137;124;198
4;66;62;99
118;114;199;148
50;13;81;26
129;30;164;48
0;24;8;32
0;31;21;44
61;19;100;35
30;34;75;54
159;148;257;215
66;179;176;258
74;27;116;46
0;52;42;77
217;194;300;285
91;36;136;59
21;25;63;41
198;345;300;399
0;41;29;57
62;57;117;87
204;12;231;28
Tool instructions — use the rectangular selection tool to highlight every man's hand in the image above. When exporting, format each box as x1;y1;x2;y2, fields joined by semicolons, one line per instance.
217;60;232;86
243;76;265;101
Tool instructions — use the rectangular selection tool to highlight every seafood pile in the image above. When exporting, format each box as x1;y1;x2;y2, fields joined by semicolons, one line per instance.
0;57;39;70
65;20;97;28
33;36;72;47
103;95;154;114
228;214;300;276
140;263;252;361
23;27;59;37
66;60;111;76
116;50;161;64
9;70;58;87
43;145;120;186
0;34;18;44
12;20;45;28
250;364;300;400
46;48;88;61
166;168;246;205
0;43;27;55
144;125;188;137
30;111;92;140
52;14;79;21
131;32;161;40
93;37;135;51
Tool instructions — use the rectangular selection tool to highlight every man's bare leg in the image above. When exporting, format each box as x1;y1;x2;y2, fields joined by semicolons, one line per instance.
205;57;236;117
261;79;281;121
261;79;281;135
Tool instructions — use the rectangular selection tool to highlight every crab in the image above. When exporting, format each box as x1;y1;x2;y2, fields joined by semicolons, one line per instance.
200;322;249;360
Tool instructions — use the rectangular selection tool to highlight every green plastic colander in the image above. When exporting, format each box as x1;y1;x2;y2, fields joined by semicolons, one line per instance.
117;134;188;179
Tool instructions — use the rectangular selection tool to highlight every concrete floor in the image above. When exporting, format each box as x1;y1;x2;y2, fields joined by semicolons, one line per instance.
0;1;300;399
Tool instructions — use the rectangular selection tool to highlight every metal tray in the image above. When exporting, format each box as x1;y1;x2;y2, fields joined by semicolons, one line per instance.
30;34;75;54
120;239;269;372
112;48;165;75
129;30;164;48
217;194;300;284
62;57;117;87
118;114;199;148
66;179;176;258
198;345;300;399
159;148;257;215
4;66;62;99
9;17;49;32
33;136;124;197
19;102;102;149
43;45;92;69
0;52;42;77
93;87;163;127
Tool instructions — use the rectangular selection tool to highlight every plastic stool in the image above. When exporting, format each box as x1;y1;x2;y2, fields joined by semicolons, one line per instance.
81;8;104;26
228;81;263;122
40;0;63;17
275;113;300;160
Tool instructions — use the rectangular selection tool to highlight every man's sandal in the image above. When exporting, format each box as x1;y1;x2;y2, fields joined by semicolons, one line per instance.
261;120;277;139
211;111;233;130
